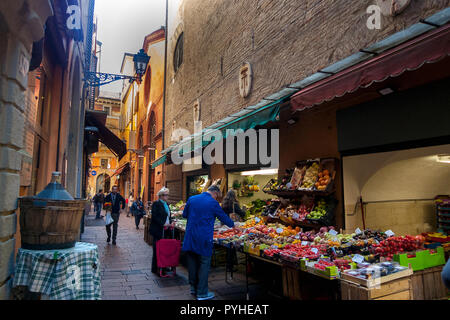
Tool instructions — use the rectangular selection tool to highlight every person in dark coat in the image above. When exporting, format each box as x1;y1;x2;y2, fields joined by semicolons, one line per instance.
104;185;125;245
149;187;173;275
132;197;145;229
93;189;105;219
221;189;246;221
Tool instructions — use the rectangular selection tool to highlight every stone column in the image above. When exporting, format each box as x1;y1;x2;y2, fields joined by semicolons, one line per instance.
0;0;53;299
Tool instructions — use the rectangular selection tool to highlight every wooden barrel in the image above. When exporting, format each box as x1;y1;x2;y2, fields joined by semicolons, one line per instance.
19;197;88;250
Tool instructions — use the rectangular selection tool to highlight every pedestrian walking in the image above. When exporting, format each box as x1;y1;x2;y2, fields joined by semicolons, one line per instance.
127;192;134;217
149;187;173;276
104;185;125;245
182;185;235;300
132;197;145;229
93;189;105;219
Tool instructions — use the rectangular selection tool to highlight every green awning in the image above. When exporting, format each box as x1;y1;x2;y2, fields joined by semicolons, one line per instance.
165;97;284;157
151;154;167;169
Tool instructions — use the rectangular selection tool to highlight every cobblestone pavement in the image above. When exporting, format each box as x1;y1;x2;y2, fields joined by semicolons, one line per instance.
81;207;259;300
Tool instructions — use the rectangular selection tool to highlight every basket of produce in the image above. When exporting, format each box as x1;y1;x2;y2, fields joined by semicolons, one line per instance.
314;158;336;192
263;179;278;192
289;164;307;190
306;197;337;225
298;160;320;191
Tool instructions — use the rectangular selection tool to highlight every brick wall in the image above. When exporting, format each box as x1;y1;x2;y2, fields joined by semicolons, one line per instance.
164;0;449;147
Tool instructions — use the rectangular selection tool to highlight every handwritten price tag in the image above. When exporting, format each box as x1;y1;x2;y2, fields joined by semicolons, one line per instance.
311;248;319;254
255;217;261;223
355;228;362;235
292;213;300;220
276;228;284;234
301;241;309;246
352;254;364;264
385;230;395;237
329;229;338;236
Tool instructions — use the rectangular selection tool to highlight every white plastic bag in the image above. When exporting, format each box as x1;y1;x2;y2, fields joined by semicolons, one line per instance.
105;212;114;226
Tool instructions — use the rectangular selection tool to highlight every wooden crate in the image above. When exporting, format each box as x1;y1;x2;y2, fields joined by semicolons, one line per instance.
282;266;302;300
341;278;412;300
411;266;449;300
341;267;413;288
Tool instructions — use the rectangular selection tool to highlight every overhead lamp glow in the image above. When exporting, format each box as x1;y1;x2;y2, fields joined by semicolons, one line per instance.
241;169;278;176
436;154;450;163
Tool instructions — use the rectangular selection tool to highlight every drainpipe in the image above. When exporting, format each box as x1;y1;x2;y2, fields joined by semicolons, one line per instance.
56;67;65;172
162;0;168;151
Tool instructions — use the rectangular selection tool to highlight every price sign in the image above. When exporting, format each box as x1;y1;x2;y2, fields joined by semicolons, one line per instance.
301;241;309;246
294;235;300;239
271;245;278;249
355;228;362;235
329;229;338;236
276;228;283;234
311;248;318;254
385;230;395;237
352;254;364;264
292;213;300;220
255;217;261;223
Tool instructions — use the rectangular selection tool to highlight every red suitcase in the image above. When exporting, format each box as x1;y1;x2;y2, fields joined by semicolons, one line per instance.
156;227;181;278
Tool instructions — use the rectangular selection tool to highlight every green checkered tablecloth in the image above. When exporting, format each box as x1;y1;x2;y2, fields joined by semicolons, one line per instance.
13;242;101;300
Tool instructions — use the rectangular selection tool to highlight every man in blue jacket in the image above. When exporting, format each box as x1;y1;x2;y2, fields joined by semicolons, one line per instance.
182;185;234;300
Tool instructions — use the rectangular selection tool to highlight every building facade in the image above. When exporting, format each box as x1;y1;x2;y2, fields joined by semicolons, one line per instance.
0;0;95;299
162;0;450;233
118;28;166;204
87;92;121;197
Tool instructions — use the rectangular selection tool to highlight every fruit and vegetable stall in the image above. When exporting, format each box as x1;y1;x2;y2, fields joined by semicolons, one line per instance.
165;157;450;300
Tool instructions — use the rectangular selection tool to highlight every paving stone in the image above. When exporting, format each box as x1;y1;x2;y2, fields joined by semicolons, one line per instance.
121;270;143;275
126;289;150;296
135;294;161;300
81;206;262;301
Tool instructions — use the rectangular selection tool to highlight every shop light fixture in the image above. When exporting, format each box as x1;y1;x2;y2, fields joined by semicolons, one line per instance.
436;154;450;163
241;169;278;176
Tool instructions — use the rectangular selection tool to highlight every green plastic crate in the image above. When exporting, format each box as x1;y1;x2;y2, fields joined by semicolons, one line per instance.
422;247;446;269
393;250;427;271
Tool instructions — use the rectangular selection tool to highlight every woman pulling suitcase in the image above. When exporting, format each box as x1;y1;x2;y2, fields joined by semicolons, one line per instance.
149;187;176;277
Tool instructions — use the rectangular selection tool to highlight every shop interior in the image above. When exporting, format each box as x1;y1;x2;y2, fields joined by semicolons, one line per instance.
227;168;278;207
343;144;450;235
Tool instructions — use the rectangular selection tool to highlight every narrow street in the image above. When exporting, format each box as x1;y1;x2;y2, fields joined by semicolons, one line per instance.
81;206;252;300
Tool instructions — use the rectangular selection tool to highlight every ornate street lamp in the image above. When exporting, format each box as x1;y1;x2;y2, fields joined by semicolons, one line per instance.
85;49;150;87
133;49;150;82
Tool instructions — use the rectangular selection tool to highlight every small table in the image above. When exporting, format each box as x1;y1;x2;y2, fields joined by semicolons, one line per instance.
13;242;101;300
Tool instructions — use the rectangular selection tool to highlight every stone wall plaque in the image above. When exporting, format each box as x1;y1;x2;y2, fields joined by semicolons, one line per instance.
239;62;252;98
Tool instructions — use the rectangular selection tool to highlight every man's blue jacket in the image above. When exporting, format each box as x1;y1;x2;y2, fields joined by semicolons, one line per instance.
182;192;234;257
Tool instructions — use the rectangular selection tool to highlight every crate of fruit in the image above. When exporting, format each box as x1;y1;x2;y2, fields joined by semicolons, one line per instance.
314;158;337;193
393;248;445;271
289;163;307;190
298;160;320;191
306;260;340;280
306;197;337;225
263;179;278;193
341;262;412;288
